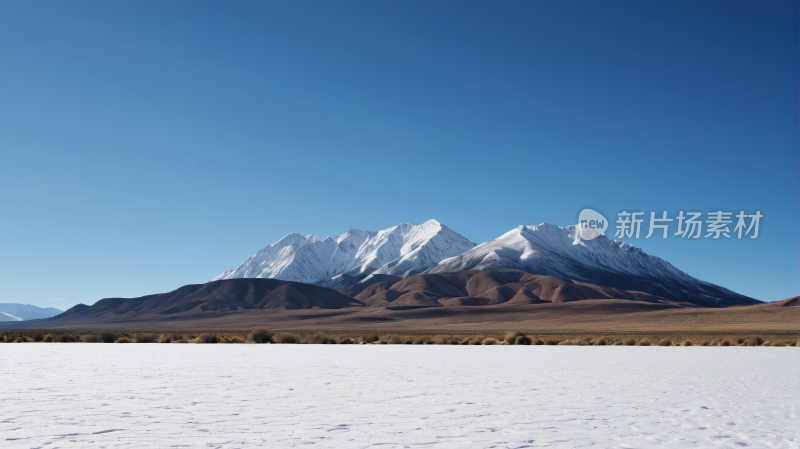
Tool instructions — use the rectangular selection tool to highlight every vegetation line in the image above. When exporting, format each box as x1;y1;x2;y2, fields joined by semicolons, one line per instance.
1;330;798;347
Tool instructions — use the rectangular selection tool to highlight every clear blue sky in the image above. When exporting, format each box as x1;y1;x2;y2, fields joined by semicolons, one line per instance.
1;0;797;309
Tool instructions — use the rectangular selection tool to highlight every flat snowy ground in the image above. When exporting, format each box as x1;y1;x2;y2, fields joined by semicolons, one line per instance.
1;345;797;448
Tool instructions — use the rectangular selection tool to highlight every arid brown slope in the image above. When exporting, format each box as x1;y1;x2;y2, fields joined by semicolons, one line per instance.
48;278;362;324
775;296;799;307
342;270;683;307
5;297;798;333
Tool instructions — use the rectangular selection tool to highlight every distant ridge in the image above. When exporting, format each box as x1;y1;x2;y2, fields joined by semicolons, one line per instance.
0;303;63;321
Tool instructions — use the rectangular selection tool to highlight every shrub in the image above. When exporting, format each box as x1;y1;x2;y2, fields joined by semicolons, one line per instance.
340;337;353;344
275;334;297;344
249;328;273;343
98;332;116;343
720;340;731;346
482;338;498;345
115;337;130;343
81;334;102;343
515;335;532;345
683;341;693;346
195;333;219;344
413;337;429;345
658;339;672;347
638;340;651;346
771;342;784;347
534;339;545;345
365;334;380;343
736;338;745;345
136;333;158;343
592;338;607;346
434;336;448;345
504;331;525;345
58;334;76;343
469;336;486;345
701;341;710;346
623;338;636;346
157;335;172;343
547;339;560;345
387;335;403;345
459;338;471;345
306;333;331;344
0;335;6;343
31;334;44;342
13;336;28;343
225;336;246;344
42;334;55;342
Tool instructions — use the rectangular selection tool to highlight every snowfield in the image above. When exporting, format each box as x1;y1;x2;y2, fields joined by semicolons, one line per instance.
1;345;797;448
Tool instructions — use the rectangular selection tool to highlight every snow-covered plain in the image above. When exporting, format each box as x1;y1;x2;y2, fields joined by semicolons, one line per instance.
1;345;797;448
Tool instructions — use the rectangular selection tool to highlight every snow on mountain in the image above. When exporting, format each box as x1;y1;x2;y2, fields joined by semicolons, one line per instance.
0;304;63;321
427;223;758;306
212;220;477;289
0;311;23;322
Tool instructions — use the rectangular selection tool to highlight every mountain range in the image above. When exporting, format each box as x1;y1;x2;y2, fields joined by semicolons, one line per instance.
214;220;757;307
2;219;763;329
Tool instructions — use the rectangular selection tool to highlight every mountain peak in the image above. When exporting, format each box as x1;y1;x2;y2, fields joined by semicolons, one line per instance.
212;220;476;289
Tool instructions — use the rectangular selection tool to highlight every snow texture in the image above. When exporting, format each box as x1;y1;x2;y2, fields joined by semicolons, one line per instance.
212;219;476;288
1;345;797;448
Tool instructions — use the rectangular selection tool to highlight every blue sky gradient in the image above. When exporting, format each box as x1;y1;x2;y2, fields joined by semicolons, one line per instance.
0;0;797;309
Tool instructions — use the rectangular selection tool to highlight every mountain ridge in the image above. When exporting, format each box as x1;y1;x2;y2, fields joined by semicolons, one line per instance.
41;278;362;325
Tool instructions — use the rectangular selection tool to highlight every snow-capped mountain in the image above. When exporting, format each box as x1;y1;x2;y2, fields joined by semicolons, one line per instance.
427;223;758;306
0;304;63;321
213;220;477;289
